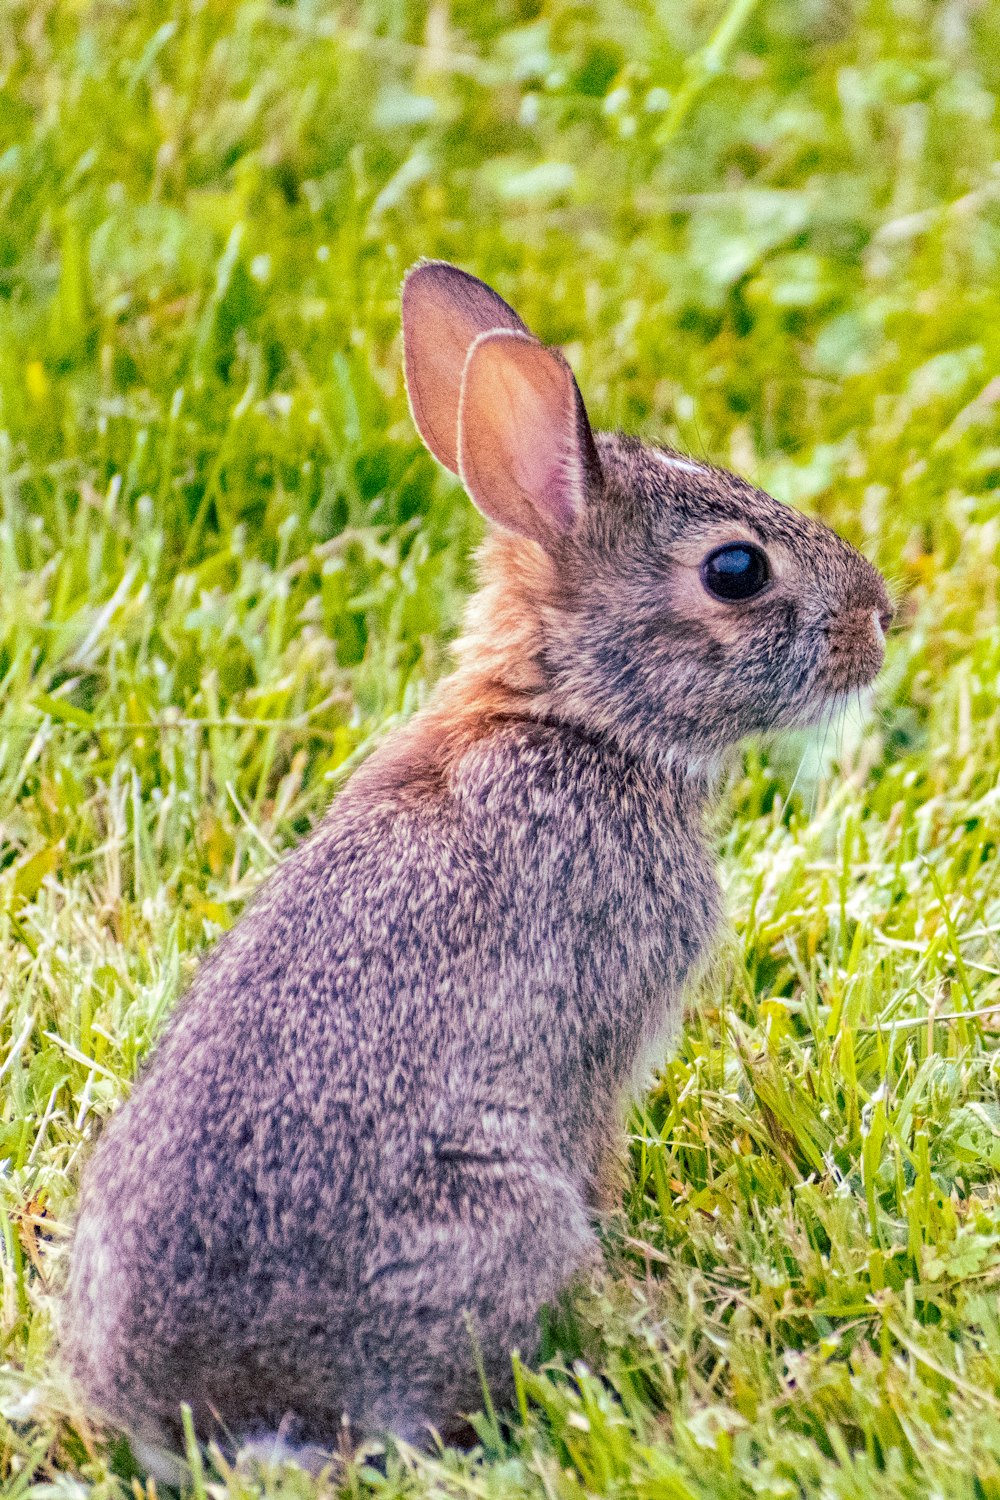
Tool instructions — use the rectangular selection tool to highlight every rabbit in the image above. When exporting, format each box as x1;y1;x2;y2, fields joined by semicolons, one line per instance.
63;261;892;1473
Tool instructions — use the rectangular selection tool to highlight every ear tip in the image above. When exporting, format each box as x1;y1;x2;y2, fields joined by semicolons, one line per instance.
401;259;471;304
401;262;529;334
402;257;453;284
402;259;444;318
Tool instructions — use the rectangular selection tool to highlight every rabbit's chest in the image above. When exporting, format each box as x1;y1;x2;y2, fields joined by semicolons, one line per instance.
494;775;720;1057
498;806;721;1172
578;823;720;1055
453;726;721;1081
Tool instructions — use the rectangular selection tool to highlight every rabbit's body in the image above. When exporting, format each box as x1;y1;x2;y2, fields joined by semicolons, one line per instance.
67;694;718;1449
65;264;891;1462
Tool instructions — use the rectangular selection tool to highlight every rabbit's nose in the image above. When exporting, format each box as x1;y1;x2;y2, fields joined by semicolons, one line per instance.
825;604;887;688
856;557;893;636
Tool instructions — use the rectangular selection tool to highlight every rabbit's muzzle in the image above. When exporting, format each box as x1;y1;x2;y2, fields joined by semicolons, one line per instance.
823;603;891;691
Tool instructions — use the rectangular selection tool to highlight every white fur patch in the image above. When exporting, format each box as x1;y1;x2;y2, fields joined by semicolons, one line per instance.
871;607;885;646
651;450;704;476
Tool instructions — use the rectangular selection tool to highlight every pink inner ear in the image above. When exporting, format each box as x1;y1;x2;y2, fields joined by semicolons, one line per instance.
457;330;592;545
508;368;581;533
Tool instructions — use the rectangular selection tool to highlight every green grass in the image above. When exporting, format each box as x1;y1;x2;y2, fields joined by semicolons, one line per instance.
1;0;999;1494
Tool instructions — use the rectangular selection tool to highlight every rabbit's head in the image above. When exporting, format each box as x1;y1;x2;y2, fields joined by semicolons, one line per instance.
403;262;891;767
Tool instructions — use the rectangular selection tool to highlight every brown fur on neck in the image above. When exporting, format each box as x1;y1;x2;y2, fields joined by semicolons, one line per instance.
344;531;566;806
447;529;564;710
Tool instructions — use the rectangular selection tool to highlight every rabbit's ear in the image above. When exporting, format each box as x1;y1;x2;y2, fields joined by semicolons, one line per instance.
457;329;600;546
402;262;529;474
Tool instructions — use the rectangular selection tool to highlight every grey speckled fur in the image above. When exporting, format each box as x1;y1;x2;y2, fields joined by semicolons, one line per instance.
64;265;891;1461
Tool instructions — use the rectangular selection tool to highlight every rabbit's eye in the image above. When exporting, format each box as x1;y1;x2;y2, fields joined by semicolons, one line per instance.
700;543;770;601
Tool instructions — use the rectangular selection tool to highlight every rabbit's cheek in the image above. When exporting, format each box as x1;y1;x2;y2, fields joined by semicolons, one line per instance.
658;568;768;650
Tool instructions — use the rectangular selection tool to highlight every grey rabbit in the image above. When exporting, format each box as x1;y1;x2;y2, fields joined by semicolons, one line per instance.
64;262;892;1472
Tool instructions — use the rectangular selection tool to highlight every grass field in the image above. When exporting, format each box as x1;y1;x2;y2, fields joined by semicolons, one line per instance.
1;0;1000;1494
